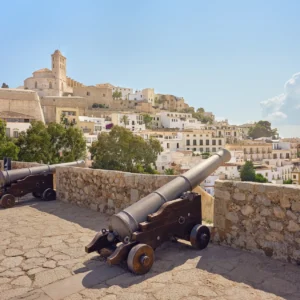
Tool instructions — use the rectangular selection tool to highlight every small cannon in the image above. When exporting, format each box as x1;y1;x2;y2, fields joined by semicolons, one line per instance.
0;160;84;208
86;149;231;274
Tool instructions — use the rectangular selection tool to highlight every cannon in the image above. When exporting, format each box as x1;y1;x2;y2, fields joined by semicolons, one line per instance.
85;149;231;274
0;160;84;208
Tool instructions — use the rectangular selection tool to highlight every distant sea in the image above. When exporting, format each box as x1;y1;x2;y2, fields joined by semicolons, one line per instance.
276;125;300;138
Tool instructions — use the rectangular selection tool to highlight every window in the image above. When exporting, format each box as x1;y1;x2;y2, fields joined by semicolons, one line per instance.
200;148;203;152
103;94;106;97
219;140;222;145
212;140;216;145
87;91;90;96
162;166;165;170
193;148;196;151
212;147;216;152
49;82;52;89
35;81;37;88
167;143;170;148
177;143;179;148
186;140;190;146
200;140;203;145
193;140;197;146
206;148;210;152
13;131;19;138
206;140;209;145
293;175;296;179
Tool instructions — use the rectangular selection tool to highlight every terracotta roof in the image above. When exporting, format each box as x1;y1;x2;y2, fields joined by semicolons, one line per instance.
33;68;52;73
0;111;35;119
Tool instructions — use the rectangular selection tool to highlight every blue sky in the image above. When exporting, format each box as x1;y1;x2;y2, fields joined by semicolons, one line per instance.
1;0;300;136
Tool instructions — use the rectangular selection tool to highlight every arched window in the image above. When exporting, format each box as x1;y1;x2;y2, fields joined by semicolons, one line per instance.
35;81;37;88
49;82;52;89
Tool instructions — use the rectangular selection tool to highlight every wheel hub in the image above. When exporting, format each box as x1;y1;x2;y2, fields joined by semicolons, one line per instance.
140;255;150;267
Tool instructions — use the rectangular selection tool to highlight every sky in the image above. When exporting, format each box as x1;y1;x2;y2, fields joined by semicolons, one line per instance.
1;0;300;137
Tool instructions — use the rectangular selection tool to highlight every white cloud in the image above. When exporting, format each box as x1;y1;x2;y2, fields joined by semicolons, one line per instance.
261;72;300;125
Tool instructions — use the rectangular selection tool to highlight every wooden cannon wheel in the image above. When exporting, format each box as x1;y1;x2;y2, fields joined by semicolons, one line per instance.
190;224;210;250
42;188;56;201
127;244;154;275
0;194;16;208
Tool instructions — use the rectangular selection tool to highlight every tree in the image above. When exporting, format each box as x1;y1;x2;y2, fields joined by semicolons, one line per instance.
112;90;122;100
283;179;293;184
192;108;213;124
240;161;256;181
1;83;9;88
165;168;175;175
90;126;163;173
142;114;152;129
255;173;268;183
181;107;195;114
248;121;278;139
120;115;129;128
16;121;86;164
0;119;20;160
92;103;99;108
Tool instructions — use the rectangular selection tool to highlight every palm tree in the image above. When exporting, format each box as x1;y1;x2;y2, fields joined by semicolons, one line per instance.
120;115;129;129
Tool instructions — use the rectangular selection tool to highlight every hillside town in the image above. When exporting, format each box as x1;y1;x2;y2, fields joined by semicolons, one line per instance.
1;50;300;197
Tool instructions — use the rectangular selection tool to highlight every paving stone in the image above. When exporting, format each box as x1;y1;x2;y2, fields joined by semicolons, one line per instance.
5;249;24;257
11;275;32;287
34;267;71;287
0;287;30;300
43;260;56;269
1;256;23;268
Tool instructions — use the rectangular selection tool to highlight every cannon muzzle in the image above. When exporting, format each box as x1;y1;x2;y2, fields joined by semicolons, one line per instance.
110;149;231;241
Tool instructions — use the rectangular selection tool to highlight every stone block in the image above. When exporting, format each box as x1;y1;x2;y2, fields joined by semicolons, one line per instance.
286;210;297;220
287;220;300;232
273;207;285;219
213;215;226;230
256;195;271;206
130;189;139;203
280;195;291;208
225;212;239;224
260;208;271;217
268;220;283;232
233;192;246;201
241;205;254;216
291;201;300;212
237;182;253;192
214;189;231;201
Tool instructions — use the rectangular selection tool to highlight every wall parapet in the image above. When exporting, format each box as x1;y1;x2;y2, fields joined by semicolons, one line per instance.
213;180;300;264
56;166;214;220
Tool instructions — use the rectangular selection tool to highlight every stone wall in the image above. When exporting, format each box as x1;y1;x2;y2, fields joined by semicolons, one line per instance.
213;180;300;264
56;166;214;220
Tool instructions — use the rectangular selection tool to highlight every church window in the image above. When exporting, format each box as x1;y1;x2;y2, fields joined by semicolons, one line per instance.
49;82;52;89
35;81;37;88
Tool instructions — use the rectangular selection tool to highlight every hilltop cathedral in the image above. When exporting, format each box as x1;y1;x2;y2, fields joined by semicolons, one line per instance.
23;50;84;98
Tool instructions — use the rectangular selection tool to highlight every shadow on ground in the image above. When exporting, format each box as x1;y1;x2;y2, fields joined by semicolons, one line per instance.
80;240;300;300
19;197;110;232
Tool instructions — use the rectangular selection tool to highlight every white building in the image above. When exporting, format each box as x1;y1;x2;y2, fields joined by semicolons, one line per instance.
128;88;155;105
111;113;145;132
0;111;34;138
79;116;112;134
159;111;204;130
112;86;133;100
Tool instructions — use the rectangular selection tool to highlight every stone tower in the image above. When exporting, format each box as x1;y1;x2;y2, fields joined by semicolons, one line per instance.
51;50;67;96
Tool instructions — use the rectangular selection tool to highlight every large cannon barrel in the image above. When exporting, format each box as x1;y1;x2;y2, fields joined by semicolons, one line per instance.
109;149;231;241
0;160;84;187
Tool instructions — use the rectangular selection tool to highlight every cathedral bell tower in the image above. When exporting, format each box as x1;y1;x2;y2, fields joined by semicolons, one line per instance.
51;50;67;96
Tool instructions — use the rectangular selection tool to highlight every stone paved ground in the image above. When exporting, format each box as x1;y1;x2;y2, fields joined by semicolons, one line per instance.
0;198;300;300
